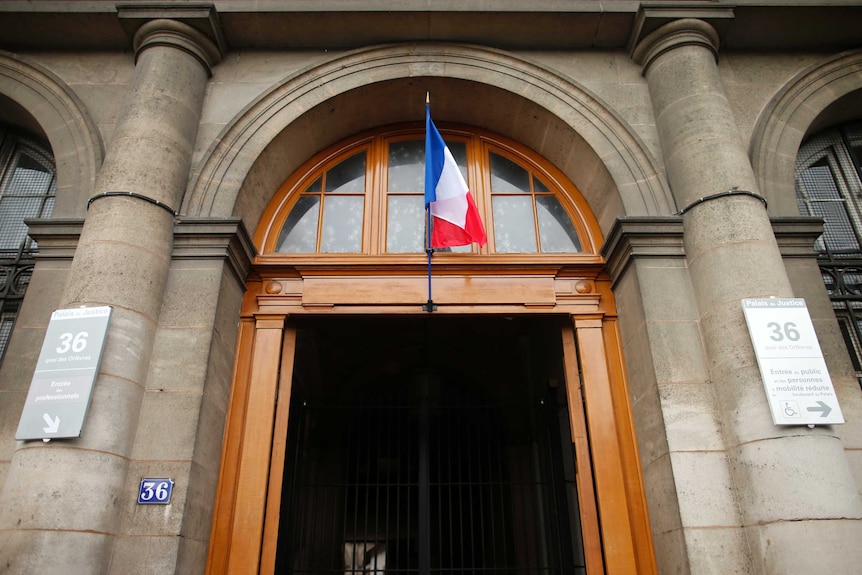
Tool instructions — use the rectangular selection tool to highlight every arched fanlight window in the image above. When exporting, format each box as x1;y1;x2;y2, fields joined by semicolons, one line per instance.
259;126;595;256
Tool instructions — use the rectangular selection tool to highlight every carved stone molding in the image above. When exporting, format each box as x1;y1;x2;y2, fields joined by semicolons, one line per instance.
173;217;256;287
25;216;256;288
118;2;226;67
601;216;686;286
132;18;223;74
631;17;721;73
601;215;822;286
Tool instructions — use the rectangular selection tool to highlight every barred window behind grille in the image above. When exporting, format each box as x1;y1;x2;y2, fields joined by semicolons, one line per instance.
0;127;57;365
795;121;862;384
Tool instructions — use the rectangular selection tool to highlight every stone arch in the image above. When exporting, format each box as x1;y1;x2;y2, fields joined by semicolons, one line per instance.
0;51;104;217
186;43;671;238
750;48;862;215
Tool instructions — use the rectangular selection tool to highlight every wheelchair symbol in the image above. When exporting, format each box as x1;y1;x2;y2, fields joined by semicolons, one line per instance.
782;401;800;418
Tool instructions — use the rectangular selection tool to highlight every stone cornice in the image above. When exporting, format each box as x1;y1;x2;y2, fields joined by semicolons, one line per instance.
601;217;686;286
770;216;823;258
601;215;822;286
18;215;827;292
25;216;257;288
24;218;84;260
2;3;862;51
172;217;256;287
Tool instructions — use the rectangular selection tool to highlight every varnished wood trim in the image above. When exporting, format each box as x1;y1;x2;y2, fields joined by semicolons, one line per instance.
260;324;298;575
561;325;605;574
302;275;556;305
574;317;638;574
225;315;286;574
207;291;655;574
206;317;256;575
603;318;658;575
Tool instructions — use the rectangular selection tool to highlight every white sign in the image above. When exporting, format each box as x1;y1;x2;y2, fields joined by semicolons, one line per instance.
742;298;844;425
16;306;112;440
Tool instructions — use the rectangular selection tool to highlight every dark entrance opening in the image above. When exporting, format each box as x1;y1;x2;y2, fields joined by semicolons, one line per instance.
275;315;588;575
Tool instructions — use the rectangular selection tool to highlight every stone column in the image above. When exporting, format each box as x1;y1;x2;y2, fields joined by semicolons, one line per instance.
0;20;220;574
634;19;862;574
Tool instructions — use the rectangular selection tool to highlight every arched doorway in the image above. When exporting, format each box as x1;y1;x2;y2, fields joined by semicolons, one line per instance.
277;315;587;574
205;125;655;575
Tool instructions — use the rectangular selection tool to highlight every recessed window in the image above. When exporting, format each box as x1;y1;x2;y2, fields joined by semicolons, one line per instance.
0;127;56;365
796;121;862;386
263;127;591;256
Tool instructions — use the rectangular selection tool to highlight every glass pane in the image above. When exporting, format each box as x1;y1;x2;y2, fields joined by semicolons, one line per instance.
799;161;841;200
809;200;860;253
326;151;366;194
41;192;55;218
493;196;537;253
536;196;581;253
388;140;467;193
0;197;42;251
448;141;468;180
276;196;320;253
437;240;472;254
321;196;364;252
388;140;425;193
6;155;54;196
304;176;322;194
534;176;551;194
387;196;425;253
490;153;530;194
852;144;862;170
848;122;862;167
0;301;21;364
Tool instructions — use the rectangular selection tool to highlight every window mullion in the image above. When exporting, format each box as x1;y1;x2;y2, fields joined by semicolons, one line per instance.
477;140;495;254
368;138;385;256
467;138;487;255
530;174;542;253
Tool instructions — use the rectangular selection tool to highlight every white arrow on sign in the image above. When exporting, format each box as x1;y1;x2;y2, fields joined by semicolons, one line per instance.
42;413;60;434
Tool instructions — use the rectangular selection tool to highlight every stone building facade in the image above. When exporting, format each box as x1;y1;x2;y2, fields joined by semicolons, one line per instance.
1;2;862;574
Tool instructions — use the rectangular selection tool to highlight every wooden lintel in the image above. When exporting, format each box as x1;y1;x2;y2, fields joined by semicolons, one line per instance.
252;274;609;313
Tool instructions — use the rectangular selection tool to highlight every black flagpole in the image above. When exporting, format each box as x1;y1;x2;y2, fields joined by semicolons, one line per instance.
423;206;436;312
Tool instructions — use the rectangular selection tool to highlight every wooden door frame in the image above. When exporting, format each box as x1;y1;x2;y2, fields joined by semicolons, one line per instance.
205;264;657;575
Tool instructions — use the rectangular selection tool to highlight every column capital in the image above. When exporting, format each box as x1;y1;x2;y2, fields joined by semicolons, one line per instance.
632;18;720;74
132;18;223;75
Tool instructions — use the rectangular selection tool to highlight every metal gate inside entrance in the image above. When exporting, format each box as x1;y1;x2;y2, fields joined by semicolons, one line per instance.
274;316;588;575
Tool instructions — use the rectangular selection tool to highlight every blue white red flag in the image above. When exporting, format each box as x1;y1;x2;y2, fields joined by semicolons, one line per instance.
424;107;487;248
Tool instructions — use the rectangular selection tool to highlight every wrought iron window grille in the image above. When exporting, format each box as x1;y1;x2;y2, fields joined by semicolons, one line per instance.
0;127;57;365
795;121;862;385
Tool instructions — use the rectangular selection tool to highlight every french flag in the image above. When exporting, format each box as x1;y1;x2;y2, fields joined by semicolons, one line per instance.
424;107;487;248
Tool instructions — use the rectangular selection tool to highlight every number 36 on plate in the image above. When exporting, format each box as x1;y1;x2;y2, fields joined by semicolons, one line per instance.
137;478;174;505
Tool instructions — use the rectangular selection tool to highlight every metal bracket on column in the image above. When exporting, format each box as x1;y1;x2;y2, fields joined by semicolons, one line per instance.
675;187;767;216
87;191;178;216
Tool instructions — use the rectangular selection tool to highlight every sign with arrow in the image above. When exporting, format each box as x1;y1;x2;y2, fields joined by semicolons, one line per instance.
15;306;112;440
742;298;844;426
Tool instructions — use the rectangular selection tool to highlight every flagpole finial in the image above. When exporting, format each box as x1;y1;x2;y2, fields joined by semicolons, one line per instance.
426;92;430;106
